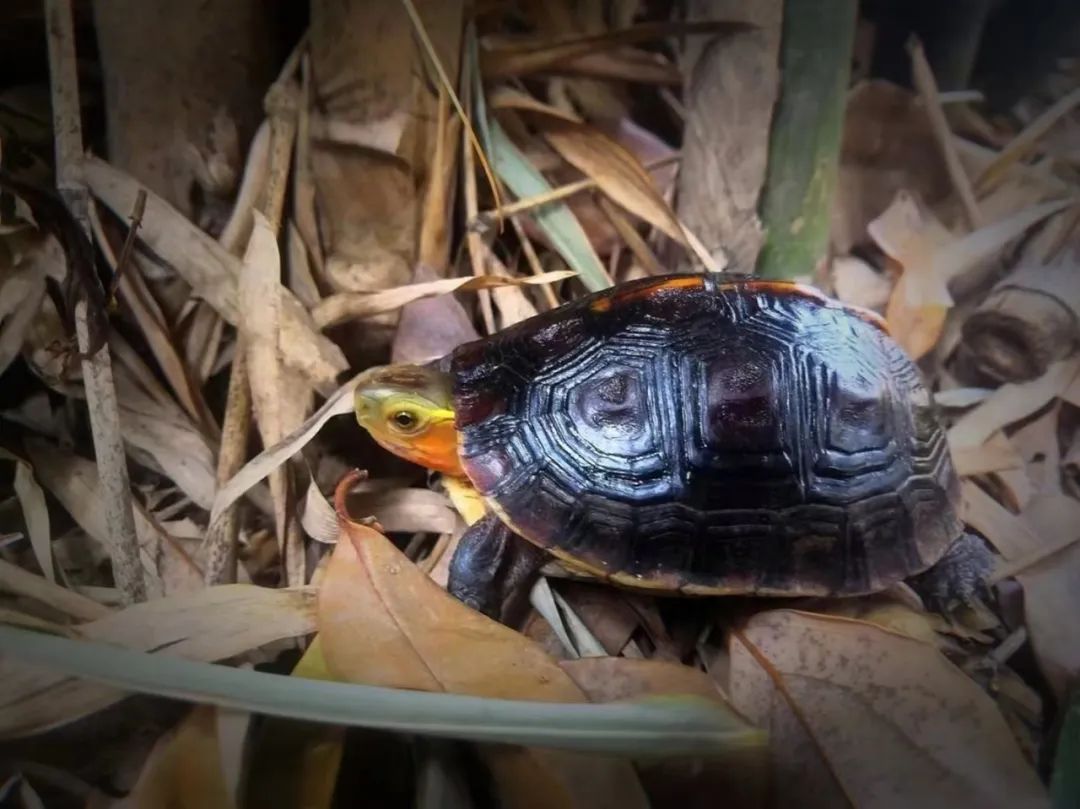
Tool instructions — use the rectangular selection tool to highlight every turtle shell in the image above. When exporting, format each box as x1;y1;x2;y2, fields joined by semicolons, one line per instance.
449;274;961;596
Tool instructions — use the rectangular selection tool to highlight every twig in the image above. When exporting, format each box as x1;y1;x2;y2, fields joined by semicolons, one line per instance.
470;155;680;230
974;86;1080;195
908;37;982;230
596;195;665;276
44;0;145;603
460;63;497;335
401;0;501;211
204;353;251;585
105;189;147;306
509;215;559;309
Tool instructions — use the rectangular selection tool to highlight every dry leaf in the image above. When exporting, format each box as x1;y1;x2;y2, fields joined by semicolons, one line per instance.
949;358;1080;449
208;373;364;525
391;263;481;365
311;270;574;330
560;657;726;703
318;474;651;808
0;256;47;378
318;491;585;699
0;584;316;737
25;440;171;596
948;431;1025;477
0;450;53;583
540;120;684;241
114;370;217;510
83;157;347;391
728;610;1047;809
832;81;950;254
873;192;1071;359
0;558;107;621
113;706;234;809
961;480;1043;559
830;255;893;312
1015;493;1080;702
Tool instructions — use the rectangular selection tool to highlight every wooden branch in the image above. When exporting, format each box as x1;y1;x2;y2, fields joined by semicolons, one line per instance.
44;0;145;603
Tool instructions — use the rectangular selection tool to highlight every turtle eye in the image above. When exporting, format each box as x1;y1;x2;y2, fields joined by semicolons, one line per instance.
389;409;421;433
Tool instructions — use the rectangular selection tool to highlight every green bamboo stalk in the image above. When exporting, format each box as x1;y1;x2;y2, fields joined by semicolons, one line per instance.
756;0;856;280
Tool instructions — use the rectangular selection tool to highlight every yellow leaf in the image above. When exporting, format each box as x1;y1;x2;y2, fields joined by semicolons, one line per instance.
121;706;233;809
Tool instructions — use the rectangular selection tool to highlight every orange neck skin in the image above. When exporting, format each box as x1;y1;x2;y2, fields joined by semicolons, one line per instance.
371;417;464;477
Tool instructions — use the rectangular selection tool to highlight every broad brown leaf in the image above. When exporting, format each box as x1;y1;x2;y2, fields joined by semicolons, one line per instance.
728;610;1047;809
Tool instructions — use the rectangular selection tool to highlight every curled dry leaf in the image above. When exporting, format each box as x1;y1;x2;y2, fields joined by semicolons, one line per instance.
871;192;1072;359
830;256;893;312
391;263;481;365
311;270;574;330
728;610;1047;809
208;372;363;526
319;474;586;699
318;472;653;808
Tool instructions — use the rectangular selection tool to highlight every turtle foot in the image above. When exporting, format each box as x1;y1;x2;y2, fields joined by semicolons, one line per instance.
906;532;996;612
447;513;547;622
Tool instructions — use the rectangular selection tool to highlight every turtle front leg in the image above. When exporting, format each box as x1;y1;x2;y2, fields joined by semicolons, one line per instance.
906;532;996;612
448;513;548;620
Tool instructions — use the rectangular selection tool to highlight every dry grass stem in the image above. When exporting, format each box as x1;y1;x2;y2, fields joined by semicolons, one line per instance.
45;0;145;602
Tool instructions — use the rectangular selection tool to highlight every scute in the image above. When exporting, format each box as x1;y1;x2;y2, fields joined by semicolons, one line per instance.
451;274;962;596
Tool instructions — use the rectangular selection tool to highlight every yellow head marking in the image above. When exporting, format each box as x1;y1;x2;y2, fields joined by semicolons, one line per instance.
354;365;463;476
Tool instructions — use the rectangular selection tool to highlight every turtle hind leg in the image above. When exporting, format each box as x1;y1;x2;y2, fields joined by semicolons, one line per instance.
448;513;547;621
906;532;996;612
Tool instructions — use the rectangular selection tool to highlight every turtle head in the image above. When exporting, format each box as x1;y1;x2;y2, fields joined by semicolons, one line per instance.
353;364;463;476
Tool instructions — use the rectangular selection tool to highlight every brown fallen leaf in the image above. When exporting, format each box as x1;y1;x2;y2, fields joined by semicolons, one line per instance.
319;475;586;698
317;471;652;808
728;610;1047;809
112;706;234;809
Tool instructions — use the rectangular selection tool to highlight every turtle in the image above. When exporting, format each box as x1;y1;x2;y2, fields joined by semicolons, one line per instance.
353;273;992;618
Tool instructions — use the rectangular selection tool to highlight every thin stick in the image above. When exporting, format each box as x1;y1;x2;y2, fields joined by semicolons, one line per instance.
908;37;982;230
596;195;665;276
105;189;147;305
471;155;680;229
400;0;501;212
974;85;1080;195
509;215;560;309
204;353;250;585
461;70;497;335
44;0;145;603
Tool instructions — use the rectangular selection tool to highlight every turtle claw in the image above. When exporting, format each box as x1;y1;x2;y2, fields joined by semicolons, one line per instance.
906;532;996;613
